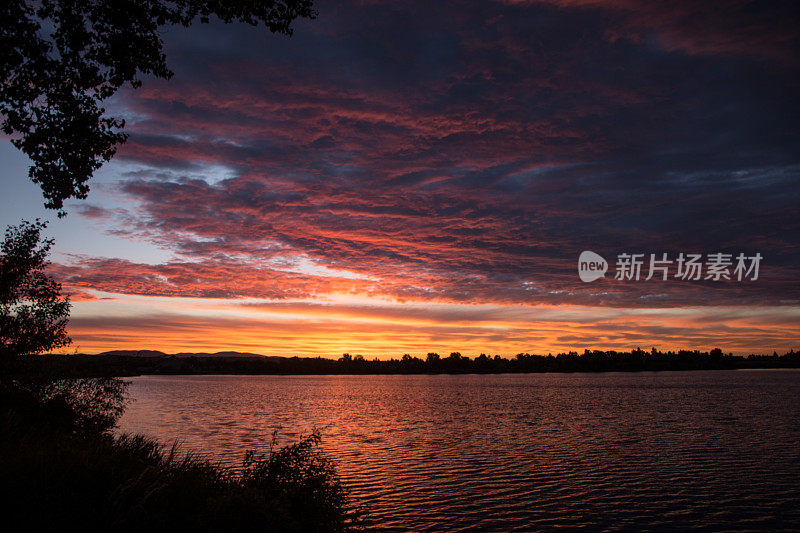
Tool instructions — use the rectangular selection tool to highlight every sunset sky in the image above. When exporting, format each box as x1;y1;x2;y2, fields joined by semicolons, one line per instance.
1;0;798;356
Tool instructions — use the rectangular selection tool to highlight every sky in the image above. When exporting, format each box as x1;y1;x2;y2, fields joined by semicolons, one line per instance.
1;0;799;356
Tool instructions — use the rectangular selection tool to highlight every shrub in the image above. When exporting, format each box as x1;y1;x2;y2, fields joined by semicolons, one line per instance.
1;376;127;434
1;374;360;530
0;428;361;531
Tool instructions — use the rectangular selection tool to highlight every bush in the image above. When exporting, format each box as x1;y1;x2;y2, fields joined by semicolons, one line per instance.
1;376;127;434
0;426;360;531
0;375;361;531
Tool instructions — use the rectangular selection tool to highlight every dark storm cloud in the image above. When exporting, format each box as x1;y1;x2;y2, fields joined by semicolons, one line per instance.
70;0;800;306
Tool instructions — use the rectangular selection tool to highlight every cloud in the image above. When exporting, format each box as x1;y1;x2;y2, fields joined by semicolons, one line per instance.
62;301;800;355
507;0;800;62
51;0;800;352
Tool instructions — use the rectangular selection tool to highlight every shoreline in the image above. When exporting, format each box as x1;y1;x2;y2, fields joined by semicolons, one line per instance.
13;350;800;378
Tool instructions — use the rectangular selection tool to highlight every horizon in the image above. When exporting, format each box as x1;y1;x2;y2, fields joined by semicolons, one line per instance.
54;346;800;359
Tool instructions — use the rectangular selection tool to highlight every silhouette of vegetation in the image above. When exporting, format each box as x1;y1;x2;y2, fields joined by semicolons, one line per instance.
1;0;316;214
1;373;358;526
1;219;71;362
2;375;127;434
0;217;358;530
1;405;360;530
2;355;359;530
1;218;127;435
18;347;800;377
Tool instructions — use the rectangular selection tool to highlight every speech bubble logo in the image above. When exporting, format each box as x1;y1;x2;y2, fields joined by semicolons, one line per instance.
578;251;608;282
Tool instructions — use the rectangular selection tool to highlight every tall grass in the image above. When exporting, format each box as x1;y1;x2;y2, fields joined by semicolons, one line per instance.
1;378;362;531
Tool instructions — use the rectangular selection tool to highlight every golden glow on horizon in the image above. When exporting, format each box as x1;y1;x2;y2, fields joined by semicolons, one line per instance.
58;292;800;357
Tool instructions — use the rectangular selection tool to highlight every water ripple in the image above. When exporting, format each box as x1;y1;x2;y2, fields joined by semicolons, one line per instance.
119;370;800;530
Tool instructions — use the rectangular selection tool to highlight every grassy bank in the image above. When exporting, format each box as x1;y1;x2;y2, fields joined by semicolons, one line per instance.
0;378;361;531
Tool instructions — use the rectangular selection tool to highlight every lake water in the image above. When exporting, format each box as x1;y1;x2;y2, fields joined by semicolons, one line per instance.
119;370;800;531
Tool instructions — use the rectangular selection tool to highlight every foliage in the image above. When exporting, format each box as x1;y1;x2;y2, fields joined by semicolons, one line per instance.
0;0;316;214
20;348;800;376
240;431;359;530
0;220;71;361
0;426;360;531
1;350;357;529
1;376;128;434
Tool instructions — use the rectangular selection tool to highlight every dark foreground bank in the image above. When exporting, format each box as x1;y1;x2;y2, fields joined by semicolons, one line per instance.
0;377;361;531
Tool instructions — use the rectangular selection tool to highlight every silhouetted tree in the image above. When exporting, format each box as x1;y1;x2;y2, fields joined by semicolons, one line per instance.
0;0;316;215
0;220;71;362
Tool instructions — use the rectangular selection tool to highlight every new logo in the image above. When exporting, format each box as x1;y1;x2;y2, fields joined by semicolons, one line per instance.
578;251;608;282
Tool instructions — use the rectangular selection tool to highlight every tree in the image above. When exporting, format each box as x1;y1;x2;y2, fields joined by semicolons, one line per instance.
0;220;71;361
0;0;316;215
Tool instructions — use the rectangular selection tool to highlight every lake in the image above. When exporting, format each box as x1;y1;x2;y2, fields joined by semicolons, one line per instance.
119;370;800;531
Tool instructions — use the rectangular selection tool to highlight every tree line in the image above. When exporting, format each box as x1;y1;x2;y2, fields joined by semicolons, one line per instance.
16;348;800;377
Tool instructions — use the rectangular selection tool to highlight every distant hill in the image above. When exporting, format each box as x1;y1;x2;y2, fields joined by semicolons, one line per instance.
97;350;280;360
173;351;279;359
97;350;168;358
